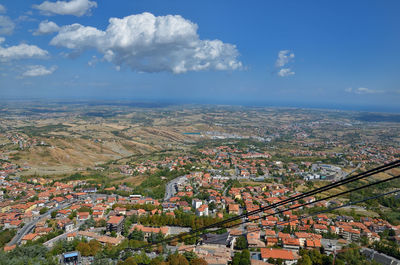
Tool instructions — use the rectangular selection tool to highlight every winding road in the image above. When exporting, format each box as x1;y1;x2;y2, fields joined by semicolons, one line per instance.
164;175;186;201
7;202;72;246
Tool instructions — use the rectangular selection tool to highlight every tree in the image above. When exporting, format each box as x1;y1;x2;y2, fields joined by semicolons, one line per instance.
190;258;207;265
208;202;217;212
0;229;16;248
78;206;93;214
167;253;189;265
51;211;57;219
182;251;197;262
235;236;247;250
232;250;250;265
95;219;107;227
183;234;196;245
129;229;144;241
297;254;312;265
76;242;91;256
149;258;162;265
319;246;325;254
40;207;49;215
88;240;102;256
282;224;292;234
240;249;251;265
133;251;151;265
232;252;241;265
68;211;76;220
360;236;369;246
148;232;164;244
118;257;137;265
216;228;227;234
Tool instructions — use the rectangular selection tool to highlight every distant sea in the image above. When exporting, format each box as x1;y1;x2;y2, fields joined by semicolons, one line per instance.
1;97;399;114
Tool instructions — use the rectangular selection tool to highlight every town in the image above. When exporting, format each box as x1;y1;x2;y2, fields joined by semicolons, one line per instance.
1;139;399;265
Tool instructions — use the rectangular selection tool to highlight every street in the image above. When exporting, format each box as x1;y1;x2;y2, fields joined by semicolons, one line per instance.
164;175;186;201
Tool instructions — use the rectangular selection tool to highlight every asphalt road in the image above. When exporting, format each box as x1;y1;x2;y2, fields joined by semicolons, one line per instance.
164;176;186;201
8;202;72;246
8;193;105;246
43;228;79;248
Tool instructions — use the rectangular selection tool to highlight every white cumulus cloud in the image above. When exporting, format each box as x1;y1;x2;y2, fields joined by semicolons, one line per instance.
0;15;15;35
22;65;57;77
0;38;49;62
50;12;242;74
0;4;6;14
345;87;384;94
34;20;60;35
33;0;97;17
276;50;295;68
275;50;295;77
277;68;295;77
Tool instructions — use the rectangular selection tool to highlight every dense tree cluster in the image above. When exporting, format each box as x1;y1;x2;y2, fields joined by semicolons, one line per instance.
372;241;400;260
0;229;16;248
137;210;240;230
232;249;251;265
298;245;378;265
76;240;102;256
0;245;57;265
132;169;189;199
113;203;159;211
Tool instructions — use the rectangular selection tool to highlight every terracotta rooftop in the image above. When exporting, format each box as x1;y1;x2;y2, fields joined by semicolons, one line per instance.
107;215;124;225
261;248;297;260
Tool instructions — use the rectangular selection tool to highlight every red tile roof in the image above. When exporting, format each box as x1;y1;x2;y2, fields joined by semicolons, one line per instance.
107;215;124;225
261;248;297;260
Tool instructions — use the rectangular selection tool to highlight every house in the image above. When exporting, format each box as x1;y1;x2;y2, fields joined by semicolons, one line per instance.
131;225;169;239
282;238;300;250
266;237;278;246
192;199;202;209
4;219;22;229
341;227;361;241
77;212;90;221
97;236;122;246
196;204;209;216
22;211;34;223
78;231;121;246
314;224;328;234
21;233;39;244
3;245;16;252
57;209;71;218
305;239;321;249
261;248;299;265
92;211;103;219
66;232;77;241
247;232;265;248
52;197;65;204
294;232;321;247
57;218;75;232
65;221;75;232
162;203;177;212
106;216;124;234
114;207;126;215
229;204;240;215
35;227;53;235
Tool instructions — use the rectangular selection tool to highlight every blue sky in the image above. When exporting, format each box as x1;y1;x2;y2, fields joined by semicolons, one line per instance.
0;0;399;112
